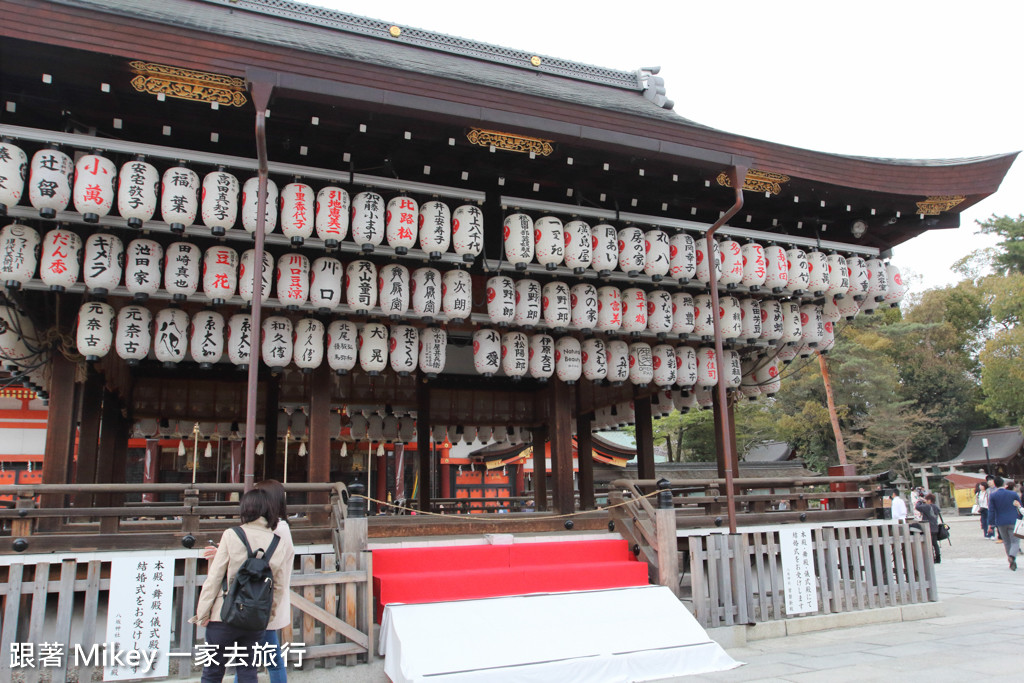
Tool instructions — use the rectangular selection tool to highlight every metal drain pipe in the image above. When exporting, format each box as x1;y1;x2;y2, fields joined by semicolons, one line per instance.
705;164;748;534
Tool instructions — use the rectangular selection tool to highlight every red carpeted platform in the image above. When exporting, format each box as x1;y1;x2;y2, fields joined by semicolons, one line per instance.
372;539;648;622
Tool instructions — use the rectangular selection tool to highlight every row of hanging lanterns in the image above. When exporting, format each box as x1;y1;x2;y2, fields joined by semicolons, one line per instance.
346;413;419;444
425;424;535;446
0;141;486;257
74;301;449;376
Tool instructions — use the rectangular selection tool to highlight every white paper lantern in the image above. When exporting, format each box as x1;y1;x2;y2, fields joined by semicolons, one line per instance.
674;390;698;413
501;331;528;378
73;153;117;223
606;340;630;384
846;256;869;300
29;147;73;218
763;244;789;292
389;324;418;376
241;177;279;235
781;300;802;344
695;238;721;285
806;250;830;296
386;196;418;254
312;185;349;247
0;141;27;215
646;290;673;336
826;254;849;298
503;213;534;269
628;342;653;385
719;239;744;288
398;416;416;444
534;216;564;270
76;301;115;360
860;292;881;315
652;344;677;387
675;345;698;388
0;223;39;288
820;320;836;353
884;263;907;307
411;267;441;320
740;242;767;289
823;296;842;324
382;415;400;443
775;344;798;365
346;260;378;314
759;299;785;342
419;326;447;378
528;333;554;381
719;295;742;340
739;298;762;342
160;166;199;233
542;281;571;330
452;204;484;262
563;220;592;273
757;358;781;395
473;328;501;376
487;275;516;325
555;336;582;383
198;174;239;241
581;337;607;381
642;229;670;280
419;200;451;258
694;385;714;409
723;350;742;389
596;286;622;332
82;232;123;295
797;343;814;359
785;248;810;295
442;269;472;320
203;245;239;305
280;182;315;245
833;291;859;322
238;248;273;305
570;283;598;333
262;316;293;370
430;424;448;444
293;318;324;372
696;347;719;387
123;238;162;300
326;320;358;375
190;310;225;368
0;305;35;371
615;401;635;427
40;228;81;291
514;278;542;328
669;232;697;283
620;288;647;333
670;293;695;337
226;313;253;366
740;361;761;401
590;224;618;275
692;294;714;338
309;256;343;312
865;258;889;302
115;305;151;365
379;263;410;319
349;414;368;442
800;303;825;346
154;307;189;366
617;227;645;276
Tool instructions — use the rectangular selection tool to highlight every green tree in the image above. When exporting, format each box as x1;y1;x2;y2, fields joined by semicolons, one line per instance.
977;214;1024;275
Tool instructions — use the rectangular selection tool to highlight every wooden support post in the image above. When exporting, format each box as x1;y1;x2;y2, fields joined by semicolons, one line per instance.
101;408;130;533
713;392;740;492
530;424;548;512
634;393;656;481
141;438;160;503
308;362;332;524
417;378;432;512
656;505;681;597
818;351;849;466
263;375;280;479
550;380;575;514
40;353;78;517
72;368;104;509
93;390;120;500
576;412;595;511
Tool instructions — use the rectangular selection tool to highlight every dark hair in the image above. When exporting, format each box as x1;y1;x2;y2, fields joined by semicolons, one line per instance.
239;488;279;530
994;476;1005;488
255;479;287;520
925;493;936;503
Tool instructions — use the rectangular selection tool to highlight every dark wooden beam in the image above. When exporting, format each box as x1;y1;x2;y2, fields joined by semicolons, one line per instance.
417;378;432;512
634;393;656;480
307;363;332;524
713;392;741;494
576;412;596;511
263;375;280;479
39;353;78;515
530;423;548;512
550;380;575;514
72;366;103;509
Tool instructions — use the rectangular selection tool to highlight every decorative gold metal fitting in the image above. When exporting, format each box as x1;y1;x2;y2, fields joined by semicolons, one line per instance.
129;61;247;107
716;169;791;196
389;26;402;37
530;56;542;67
915;195;965;215
467;128;554;156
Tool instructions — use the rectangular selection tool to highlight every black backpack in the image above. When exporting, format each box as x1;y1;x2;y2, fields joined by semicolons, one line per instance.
219;527;280;631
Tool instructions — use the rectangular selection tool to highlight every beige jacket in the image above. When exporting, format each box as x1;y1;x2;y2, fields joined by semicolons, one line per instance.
193;518;293;628
266;520;294;631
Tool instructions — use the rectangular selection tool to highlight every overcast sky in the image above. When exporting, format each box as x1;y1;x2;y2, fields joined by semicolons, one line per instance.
312;0;1022;292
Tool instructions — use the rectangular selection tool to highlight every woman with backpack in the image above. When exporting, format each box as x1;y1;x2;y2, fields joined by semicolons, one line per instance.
914;492;943;564
192;488;291;683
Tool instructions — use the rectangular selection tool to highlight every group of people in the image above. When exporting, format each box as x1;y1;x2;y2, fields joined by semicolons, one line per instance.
191;480;294;683
888;488;944;563
975;476;1023;571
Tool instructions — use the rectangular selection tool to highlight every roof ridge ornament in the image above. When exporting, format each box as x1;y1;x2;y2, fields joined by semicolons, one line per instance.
716;169;791;196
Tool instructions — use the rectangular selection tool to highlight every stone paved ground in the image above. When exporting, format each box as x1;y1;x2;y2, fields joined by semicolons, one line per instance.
677;512;1024;682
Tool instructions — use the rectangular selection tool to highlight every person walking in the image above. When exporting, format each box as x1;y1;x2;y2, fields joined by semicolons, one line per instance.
889;490;908;523
986;476;1022;571
914;492;942;564
976;482;991;538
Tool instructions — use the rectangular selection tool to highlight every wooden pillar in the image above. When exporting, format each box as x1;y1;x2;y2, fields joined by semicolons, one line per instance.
713;391;740;490
141;438;160;503
550;380;575;514
530;424;548;511
39;353;78;514
72;368;104;509
93;389;120;499
263;376;280;479
576;412;595;510
308;363;332;523
229;440;243;501
634;393;656;481
417;379;432;512
375;446;387;508
109;408;130;507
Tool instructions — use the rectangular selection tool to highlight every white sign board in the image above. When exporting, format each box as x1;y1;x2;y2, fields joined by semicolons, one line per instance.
778;528;818;615
103;557;174;680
